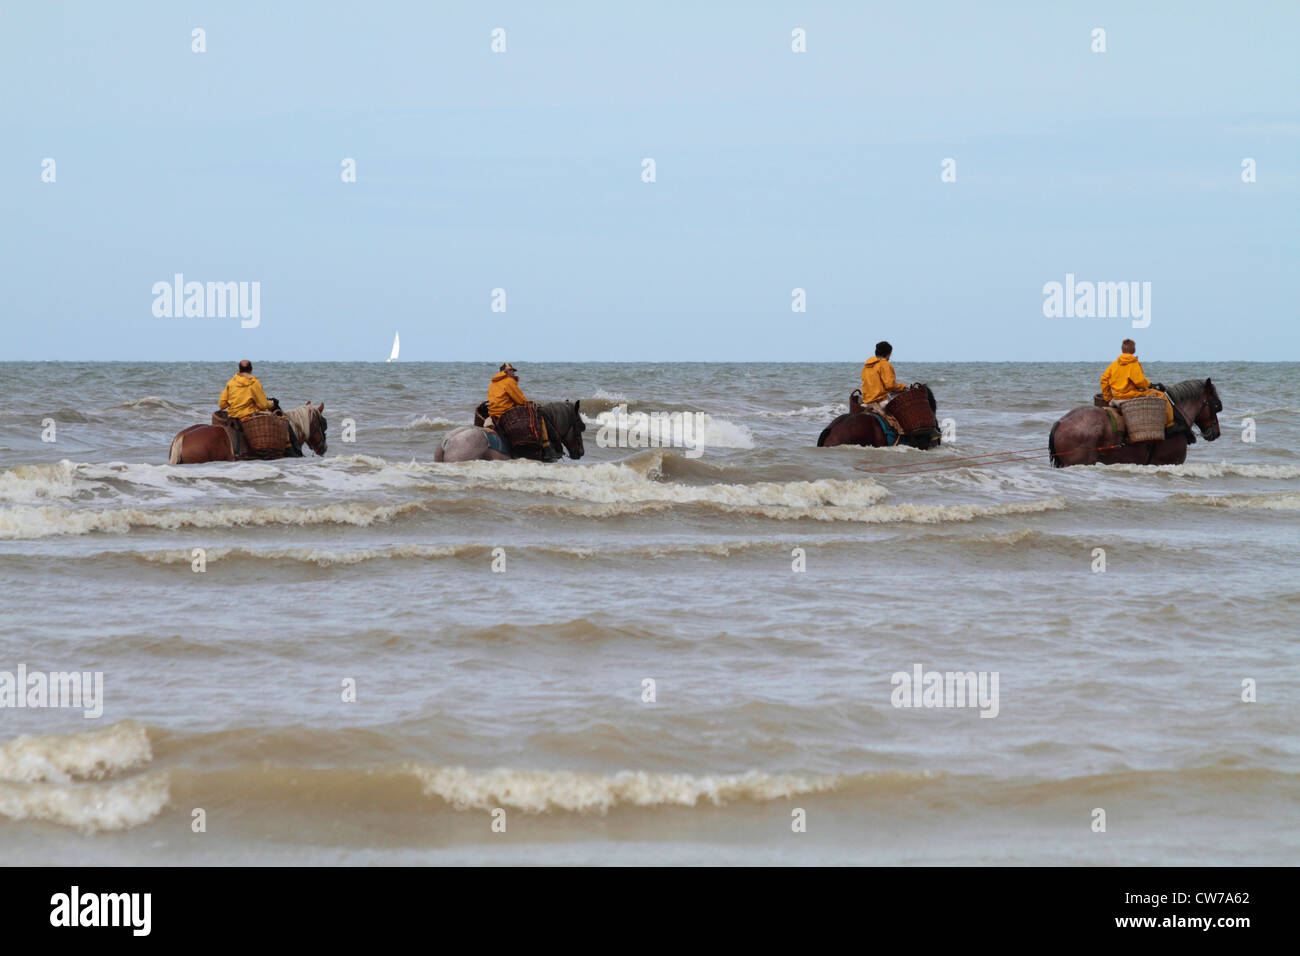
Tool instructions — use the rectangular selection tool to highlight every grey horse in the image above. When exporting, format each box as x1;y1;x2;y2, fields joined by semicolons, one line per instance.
434;400;586;463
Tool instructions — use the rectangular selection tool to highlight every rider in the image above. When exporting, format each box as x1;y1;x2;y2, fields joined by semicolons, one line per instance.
486;362;556;461
860;341;908;408
1100;339;1173;428
219;359;278;420
487;362;528;422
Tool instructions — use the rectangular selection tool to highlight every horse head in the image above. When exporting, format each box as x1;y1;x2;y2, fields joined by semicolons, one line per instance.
539;400;585;460
559;400;586;459
1196;378;1222;441
306;402;328;455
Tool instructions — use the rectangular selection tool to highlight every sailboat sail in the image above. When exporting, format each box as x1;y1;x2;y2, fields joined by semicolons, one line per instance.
387;332;400;362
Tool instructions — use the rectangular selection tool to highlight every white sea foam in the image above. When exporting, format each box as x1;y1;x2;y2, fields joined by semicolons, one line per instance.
405;415;461;430
0;499;429;540
0;720;152;785
582;409;756;450
1101;462;1300;479
410;765;841;814
758;403;848;420
0;461;89;503
1176;491;1300;511
0;773;169;832
443;456;890;511
133;543;488;566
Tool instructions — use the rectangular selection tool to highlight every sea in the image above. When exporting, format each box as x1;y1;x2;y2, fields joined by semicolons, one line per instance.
0;361;1296;865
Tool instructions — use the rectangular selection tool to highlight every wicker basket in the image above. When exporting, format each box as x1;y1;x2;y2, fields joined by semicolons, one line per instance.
495;403;545;451
884;387;937;435
1121;395;1167;443
240;413;287;455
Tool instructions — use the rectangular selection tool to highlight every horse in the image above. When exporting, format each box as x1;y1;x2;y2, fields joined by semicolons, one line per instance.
168;403;328;464
1049;379;1221;467
435;400;586;463
817;386;940;449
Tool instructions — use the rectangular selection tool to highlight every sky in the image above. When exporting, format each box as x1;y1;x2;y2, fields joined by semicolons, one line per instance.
1;1;1297;362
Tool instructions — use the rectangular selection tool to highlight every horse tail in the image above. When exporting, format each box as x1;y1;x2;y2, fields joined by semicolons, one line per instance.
168;433;184;465
1048;420;1060;468
816;424;832;447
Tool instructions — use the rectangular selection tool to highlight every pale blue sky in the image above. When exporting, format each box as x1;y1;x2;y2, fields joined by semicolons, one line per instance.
1;1;1296;361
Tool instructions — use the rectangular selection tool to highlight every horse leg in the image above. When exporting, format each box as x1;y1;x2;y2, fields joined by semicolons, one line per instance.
1053;410;1108;466
1148;435;1188;466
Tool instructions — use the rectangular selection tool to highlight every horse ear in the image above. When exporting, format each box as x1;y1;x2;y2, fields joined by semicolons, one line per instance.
318;402;324;412
574;400;580;414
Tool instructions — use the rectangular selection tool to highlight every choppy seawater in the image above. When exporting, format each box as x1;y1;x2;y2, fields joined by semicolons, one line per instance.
0;361;1296;865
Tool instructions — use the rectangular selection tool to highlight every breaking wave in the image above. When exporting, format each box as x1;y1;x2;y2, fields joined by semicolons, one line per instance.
108;397;194;413
409;766;841;813
0;720;152;784
757;403;848;420
405;415;462;430
1100;462;1300;479
1174;491;1300;511
0;500;430;540
583;408;756;450
0;722;165;833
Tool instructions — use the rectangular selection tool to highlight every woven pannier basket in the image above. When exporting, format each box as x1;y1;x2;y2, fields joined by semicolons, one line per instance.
240;413;287;454
1121;395;1167;443
884;387;937;435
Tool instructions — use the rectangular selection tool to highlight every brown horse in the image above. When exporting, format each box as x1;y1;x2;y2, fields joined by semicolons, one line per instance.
818;386;941;449
1049;379;1221;467
168;403;328;464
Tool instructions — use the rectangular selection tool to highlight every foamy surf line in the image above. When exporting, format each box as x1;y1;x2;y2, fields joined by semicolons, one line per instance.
513;495;1069;524
0;500;432;540
0;773;170;832
1099;462;1300;479
0;722;164;833
0;721;152;784
1174;491;1300;511
581;408;756;450
81;536;918;567
409;766;844;813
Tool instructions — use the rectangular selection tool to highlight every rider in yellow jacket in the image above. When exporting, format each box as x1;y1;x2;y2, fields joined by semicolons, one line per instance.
219;360;275;420
487;363;529;419
860;342;907;405
1100;340;1173;427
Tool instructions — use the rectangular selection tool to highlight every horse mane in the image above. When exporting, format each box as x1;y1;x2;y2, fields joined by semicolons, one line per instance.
539;401;577;435
1164;379;1205;405
283;403;314;443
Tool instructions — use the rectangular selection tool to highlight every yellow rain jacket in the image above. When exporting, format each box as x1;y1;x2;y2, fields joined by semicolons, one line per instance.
219;373;273;420
1101;354;1173;427
860;357;907;405
487;371;528;419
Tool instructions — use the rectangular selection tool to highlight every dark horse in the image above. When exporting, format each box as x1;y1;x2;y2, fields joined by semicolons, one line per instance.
168;403;328;464
435;400;586;462
1049;379;1221;467
817;385;940;449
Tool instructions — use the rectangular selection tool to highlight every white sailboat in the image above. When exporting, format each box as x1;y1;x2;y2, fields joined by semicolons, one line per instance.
387;332;400;362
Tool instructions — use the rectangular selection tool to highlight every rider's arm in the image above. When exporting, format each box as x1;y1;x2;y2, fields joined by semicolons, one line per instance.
883;361;907;393
251;379;273;411
1100;364;1113;401
219;384;231;410
505;378;527;405
1130;361;1151;391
